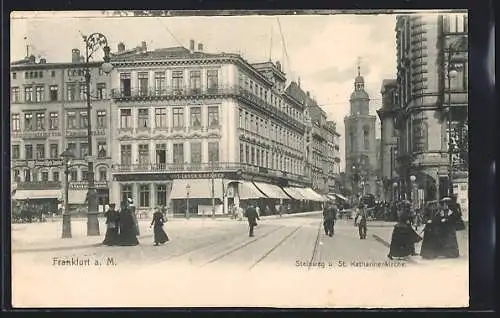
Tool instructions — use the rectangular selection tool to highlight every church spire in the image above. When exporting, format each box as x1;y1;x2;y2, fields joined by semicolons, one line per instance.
357;56;361;77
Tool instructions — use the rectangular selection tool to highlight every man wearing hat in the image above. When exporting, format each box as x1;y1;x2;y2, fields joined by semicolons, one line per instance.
127;197;140;236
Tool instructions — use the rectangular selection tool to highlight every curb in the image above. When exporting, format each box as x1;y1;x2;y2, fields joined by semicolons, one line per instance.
13;234;154;254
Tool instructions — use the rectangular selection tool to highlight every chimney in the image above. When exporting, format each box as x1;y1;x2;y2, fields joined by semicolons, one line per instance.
118;42;125;53
39;58;46;64
28;55;36;64
197;43;203;52
276;61;282;71
72;49;80;63
189;39;195;53
141;41;147;52
307;91;310;97
298;77;301;87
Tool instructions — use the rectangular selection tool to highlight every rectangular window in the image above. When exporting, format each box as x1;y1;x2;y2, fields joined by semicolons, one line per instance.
49;85;58;101
12;114;20;131
189;70;201;93
138;144;149;165
138;72;149;96
50;144;58;158
154;72;166;95
80;143;88;158
67;83;77;101
35;86;44;102
49;112;58;130
98;141;107;158
190;142;202;164
120;145;132;165
120;109;132;128
238;109;243;128
24;87;33;102
239;144;244;163
67;143;77;157
96;83;106;99
138;109;149;129
190;107;201;129
173;143;184;165
156;184;167;206
121;185;133;203
25;145;33;160
155;108;167;128
24;113;33;131
41;171;49;182
208;106;219;127
208;142;219;162
12;72;16;79
51;70;56;77
172;71;184;93
139;184;150;207
79;85;87;100
207;70;218;91
81;170;88;182
79;111;88;128
120;73;131;97
66;111;76;129
173;107;184;128
36;144;45;159
245;145;249;164
96;110;106;129
52;171;59;182
11;87;20;102
12;145;20;159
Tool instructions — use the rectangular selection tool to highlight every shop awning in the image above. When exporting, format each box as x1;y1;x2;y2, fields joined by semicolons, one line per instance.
334;193;349;202
169;179;224;199
12;189;62;200
282;187;306;200
252;182;291;200
69;190;88;205
295;188;325;201
238;181;266;200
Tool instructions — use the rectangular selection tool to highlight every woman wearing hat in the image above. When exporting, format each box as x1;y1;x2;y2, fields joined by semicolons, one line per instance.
117;199;139;246
150;208;169;246
103;203;120;246
127;197;140;236
387;201;422;260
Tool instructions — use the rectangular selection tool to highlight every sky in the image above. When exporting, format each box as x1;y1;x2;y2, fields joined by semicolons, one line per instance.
10;11;401;171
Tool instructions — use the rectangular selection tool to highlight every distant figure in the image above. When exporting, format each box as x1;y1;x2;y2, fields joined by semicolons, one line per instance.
245;203;260;237
255;205;261;218
150;209;169;246
324;202;337;237
236;204;244;221
355;204;368;239
118;200;139;246
103;203;120;246
127;197;140;236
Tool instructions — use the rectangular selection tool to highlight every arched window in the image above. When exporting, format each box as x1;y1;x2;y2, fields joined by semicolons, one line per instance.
363;126;370;150
99;168;107;182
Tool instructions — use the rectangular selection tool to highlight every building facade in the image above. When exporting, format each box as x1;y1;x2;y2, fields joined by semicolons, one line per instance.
393;13;468;203
344;69;377;200
10;50;113;212
377;79;399;201
108;40;326;217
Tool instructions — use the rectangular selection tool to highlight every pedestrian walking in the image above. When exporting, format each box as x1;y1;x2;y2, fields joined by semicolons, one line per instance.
324;202;337;237
150;209;169;246
117;200;139;246
245;202;260;237
354;203;368;239
103;203;120;246
387;201;422;260
127;197;140;236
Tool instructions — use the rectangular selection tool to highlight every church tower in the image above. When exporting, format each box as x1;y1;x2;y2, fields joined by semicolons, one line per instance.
344;61;377;198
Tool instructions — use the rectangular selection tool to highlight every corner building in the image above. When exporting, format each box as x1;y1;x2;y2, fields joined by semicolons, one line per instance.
109;42;323;217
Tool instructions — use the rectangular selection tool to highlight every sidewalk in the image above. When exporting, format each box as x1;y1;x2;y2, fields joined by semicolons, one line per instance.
12;211;322;253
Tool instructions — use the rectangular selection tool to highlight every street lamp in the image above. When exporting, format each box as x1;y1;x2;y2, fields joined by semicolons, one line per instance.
410;174;417;206
82;33;113;236
60;148;75;239
446;44;459;198
186;183;191;219
392;182;398;201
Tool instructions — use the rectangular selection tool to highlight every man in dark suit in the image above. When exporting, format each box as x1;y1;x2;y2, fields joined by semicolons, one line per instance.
245;202;260;237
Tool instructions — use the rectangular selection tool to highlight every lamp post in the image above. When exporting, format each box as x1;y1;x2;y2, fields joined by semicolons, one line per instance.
60;148;75;238
392;182;398;201
185;183;191;219
410;174;417;207
82;33;113;236
446;44;459;198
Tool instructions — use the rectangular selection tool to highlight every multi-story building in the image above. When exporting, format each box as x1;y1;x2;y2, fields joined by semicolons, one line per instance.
10;50;113;212
393;13;468;203
377;79;399;201
344;68;377;200
325;121;341;193
108;40;325;217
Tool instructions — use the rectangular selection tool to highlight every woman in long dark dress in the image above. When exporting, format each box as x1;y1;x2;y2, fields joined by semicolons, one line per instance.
150;210;169;246
388;201;422;260
118;200;139;246
103;203;120;246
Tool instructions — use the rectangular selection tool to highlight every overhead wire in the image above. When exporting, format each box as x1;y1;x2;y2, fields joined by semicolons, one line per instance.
156;18;185;48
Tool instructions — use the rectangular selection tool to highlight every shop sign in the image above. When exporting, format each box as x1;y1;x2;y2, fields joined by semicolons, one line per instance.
170;172;225;179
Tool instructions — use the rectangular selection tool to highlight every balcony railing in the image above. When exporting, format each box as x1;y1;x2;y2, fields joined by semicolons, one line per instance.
111;85;305;131
112;161;311;182
15;181;61;190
